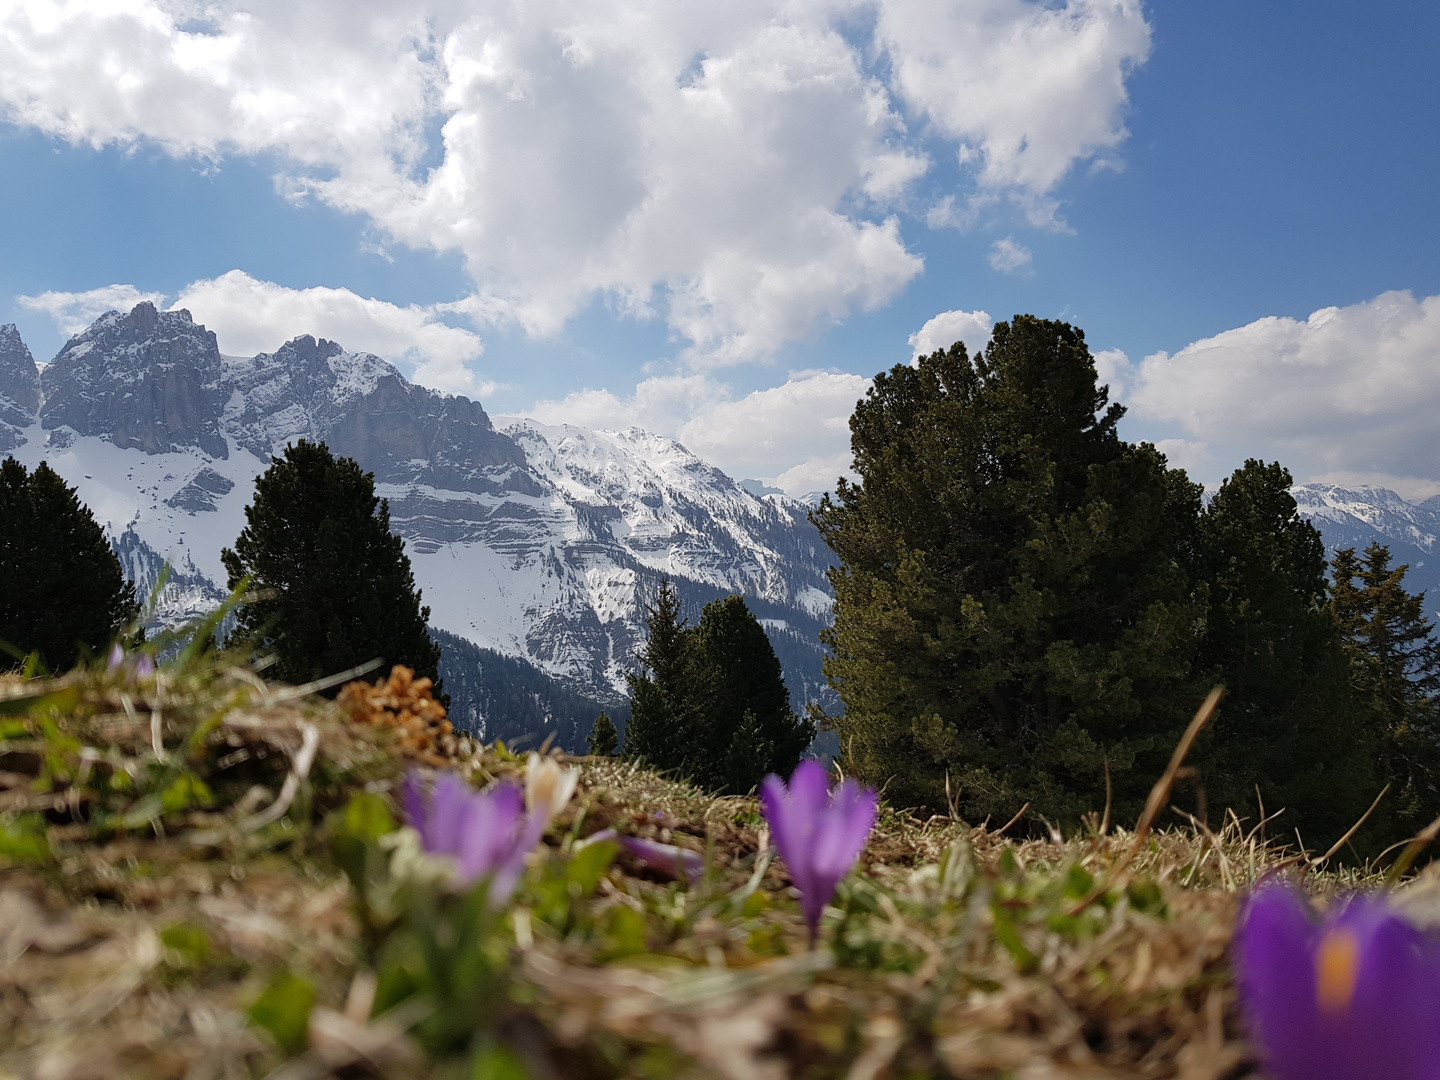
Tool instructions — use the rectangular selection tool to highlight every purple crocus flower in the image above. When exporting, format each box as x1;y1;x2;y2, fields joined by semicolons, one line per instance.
1236;886;1440;1080
402;772;547;906
760;760;877;945
105;645;155;680
585;828;703;882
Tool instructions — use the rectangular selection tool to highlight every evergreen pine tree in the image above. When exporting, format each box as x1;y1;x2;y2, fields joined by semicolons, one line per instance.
587;711;620;757
691;594;813;793
1330;543;1440;837
221;440;442;693
622;578;698;768
1193;461;1374;842
624;581;814;792
724;711;773;795
0;457;138;671
814;317;1209;825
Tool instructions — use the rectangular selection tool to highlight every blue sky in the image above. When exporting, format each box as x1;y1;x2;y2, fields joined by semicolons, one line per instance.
2;0;1437;496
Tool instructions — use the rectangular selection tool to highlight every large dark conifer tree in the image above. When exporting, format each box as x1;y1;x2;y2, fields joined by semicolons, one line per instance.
814;317;1210;824
1193;461;1373;842
0;457;137;671
693;595;814;793
222;440;441;692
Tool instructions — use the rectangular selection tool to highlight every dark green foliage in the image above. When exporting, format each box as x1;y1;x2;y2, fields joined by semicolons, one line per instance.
693;594;813;791
587;712;620;756
623;579;697;767
1192;461;1375;842
814;318;1208;826
724;711;773;795
626;580;813;793
222;440;441;693
0;457;137;670
433;628;617;752
1330;543;1440;838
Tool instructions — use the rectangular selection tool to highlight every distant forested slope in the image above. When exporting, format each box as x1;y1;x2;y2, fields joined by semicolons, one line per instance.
434;628;623;752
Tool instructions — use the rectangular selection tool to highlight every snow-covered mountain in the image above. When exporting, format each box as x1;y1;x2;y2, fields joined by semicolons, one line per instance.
0;303;836;741
1291;483;1440;616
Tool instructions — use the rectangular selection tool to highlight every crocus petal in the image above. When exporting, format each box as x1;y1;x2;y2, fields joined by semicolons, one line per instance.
456;783;522;882
759;774;795;860
525;752;579;823
788;760;832;818
812;781;876;880
581;828;701;882
107;644;124;671
134;654;155;679
761;762;878;943
1237;887;1323;1080
402;773;548;906
486;804;550;907
617;835;704;882
425;774;471;856
1238;887;1440;1080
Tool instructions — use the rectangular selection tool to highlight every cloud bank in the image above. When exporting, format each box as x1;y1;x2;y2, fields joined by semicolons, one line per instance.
909;308;994;359
19;284;166;337
19;272;488;396
1121;290;1440;498
0;0;1151;363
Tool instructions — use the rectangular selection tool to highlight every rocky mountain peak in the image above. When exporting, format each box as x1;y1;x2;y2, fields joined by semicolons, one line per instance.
40;302;229;458
222;334;527;494
0;323;40;451
6;305;838;719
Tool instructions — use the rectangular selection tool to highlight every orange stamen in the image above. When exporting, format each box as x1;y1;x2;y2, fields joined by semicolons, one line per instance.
1315;928;1360;1015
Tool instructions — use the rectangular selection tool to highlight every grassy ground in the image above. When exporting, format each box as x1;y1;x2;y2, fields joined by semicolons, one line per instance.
0;652;1386;1079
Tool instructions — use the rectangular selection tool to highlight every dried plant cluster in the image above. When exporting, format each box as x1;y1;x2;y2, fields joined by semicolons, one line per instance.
338;666;459;767
0;655;1384;1079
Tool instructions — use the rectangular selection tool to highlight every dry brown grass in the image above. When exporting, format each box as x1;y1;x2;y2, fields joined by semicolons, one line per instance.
0;665;1378;1080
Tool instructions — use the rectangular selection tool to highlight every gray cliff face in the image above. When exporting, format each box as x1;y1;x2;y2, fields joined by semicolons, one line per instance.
223;335;536;499
40;303;229;458
0;323;40;451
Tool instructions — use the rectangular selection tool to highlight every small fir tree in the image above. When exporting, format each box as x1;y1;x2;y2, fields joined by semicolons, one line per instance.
624;580;813;792
222;440;442;693
623;578;700;767
724;711;773;795
0;457;138;670
587;711;620;757
1330;542;1440;837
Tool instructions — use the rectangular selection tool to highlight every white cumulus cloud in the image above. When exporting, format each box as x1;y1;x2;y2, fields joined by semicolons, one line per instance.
878;0;1151;224
0;0;1152;361
910;308;993;359
174;272;487;395
20;272;489;396
988;236;1032;273
1126;289;1440;496
18;284;166;337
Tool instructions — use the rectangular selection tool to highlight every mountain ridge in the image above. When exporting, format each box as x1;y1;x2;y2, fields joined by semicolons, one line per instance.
0;304;836;745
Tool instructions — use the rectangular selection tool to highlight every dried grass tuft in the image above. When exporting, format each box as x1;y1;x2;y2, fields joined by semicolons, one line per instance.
0;664;1392;1079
